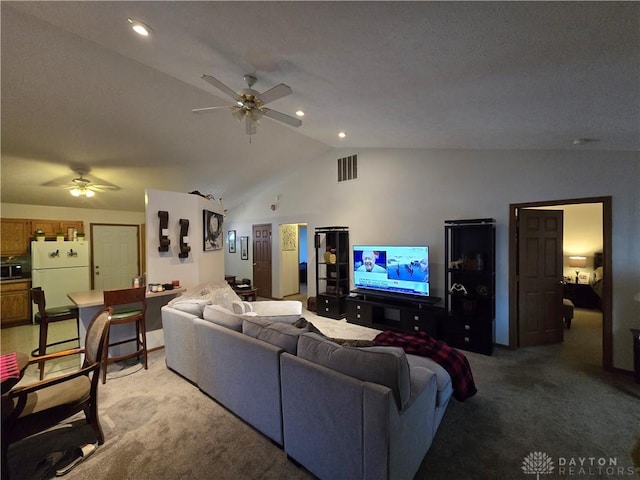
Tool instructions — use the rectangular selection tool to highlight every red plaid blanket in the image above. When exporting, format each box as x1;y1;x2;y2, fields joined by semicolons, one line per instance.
373;330;477;401
0;352;20;381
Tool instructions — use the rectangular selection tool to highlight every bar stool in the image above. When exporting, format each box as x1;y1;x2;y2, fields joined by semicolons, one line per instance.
30;287;80;380
102;287;148;384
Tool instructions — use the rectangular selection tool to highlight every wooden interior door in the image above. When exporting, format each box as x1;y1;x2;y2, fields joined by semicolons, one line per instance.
518;209;564;347
252;224;272;298
91;224;140;290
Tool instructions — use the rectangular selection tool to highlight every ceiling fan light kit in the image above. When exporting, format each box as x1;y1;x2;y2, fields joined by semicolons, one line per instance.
127;18;153;37
70;187;95;198
194;73;302;135
43;167;120;199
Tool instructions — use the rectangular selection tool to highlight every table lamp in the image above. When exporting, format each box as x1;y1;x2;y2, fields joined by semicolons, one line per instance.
569;256;587;283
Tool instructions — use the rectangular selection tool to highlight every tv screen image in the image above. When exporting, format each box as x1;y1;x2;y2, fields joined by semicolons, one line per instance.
353;245;429;297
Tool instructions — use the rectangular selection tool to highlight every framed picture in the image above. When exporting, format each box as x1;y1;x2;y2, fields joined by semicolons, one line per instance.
203;209;223;251
240;236;249;260
228;230;236;253
281;224;297;251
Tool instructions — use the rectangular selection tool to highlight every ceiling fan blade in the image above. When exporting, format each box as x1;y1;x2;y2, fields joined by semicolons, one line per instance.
201;74;240;102
42;177;73;187
88;183;120;191
192;105;233;114
246;116;257;135
258;83;292;105
262;108;302;128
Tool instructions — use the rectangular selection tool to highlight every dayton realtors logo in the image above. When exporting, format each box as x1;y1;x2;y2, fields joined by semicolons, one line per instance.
522;451;555;479
522;452;639;477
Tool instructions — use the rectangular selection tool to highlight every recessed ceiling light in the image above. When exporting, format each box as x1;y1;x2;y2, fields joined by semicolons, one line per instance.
571;138;598;145
128;18;153;37
338;132;346;138
296;110;305;117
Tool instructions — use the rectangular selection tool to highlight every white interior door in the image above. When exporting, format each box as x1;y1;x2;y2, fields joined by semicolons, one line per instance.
92;225;140;290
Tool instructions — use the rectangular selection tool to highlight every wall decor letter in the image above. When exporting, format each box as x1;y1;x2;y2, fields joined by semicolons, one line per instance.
158;211;170;252
179;219;191;258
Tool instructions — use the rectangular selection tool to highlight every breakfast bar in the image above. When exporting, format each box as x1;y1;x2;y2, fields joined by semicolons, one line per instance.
67;287;185;359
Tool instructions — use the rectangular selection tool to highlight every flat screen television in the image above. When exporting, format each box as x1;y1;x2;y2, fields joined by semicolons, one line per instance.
353;245;430;298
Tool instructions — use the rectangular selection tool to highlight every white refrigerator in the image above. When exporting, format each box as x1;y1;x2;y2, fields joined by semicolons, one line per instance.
31;241;91;322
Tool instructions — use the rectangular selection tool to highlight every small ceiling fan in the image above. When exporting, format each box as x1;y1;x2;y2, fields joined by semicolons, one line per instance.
42;167;119;198
193;73;302;135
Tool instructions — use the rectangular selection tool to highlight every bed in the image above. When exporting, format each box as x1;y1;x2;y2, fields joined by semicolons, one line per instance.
563;252;603;311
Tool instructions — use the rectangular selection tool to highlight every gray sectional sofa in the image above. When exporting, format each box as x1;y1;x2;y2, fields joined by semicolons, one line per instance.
161;284;452;480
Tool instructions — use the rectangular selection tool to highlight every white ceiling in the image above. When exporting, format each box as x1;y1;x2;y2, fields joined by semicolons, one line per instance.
1;2;638;212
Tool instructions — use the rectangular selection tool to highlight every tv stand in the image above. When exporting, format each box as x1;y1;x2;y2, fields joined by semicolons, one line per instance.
345;293;444;337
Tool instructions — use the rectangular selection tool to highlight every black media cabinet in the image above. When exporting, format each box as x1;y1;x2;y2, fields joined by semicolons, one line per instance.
345;292;444;338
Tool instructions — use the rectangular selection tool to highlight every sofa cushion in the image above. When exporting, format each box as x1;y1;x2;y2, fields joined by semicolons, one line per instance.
242;317;308;354
297;333;411;409
203;304;243;331
168;298;211;317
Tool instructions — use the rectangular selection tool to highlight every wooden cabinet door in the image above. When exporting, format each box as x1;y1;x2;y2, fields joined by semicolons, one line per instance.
0;281;31;328
1;219;84;253
31;220;60;237
61;220;84;235
0;219;31;255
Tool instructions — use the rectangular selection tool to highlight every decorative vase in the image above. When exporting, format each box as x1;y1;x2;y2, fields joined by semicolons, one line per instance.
56;235;65;242
36;235;46;242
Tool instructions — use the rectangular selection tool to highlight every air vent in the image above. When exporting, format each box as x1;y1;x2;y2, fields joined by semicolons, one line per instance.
337;154;357;182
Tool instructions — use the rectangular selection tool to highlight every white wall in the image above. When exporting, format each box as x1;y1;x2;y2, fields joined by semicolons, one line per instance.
224;148;640;371
145;189;224;289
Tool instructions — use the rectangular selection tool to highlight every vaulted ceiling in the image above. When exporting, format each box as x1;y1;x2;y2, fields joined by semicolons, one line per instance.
1;2;638;211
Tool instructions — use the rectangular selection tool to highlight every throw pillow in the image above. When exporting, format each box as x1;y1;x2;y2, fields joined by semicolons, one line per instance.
203;304;243;331
169;299;211;317
231;301;250;314
207;282;242;312
297;333;411;410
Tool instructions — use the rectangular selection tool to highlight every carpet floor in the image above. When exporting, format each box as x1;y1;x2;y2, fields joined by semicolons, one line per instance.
5;308;640;480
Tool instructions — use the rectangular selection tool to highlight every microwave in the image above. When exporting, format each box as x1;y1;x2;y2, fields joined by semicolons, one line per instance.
1;263;22;280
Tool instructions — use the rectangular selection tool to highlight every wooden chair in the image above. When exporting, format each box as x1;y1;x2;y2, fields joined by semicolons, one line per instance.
30;287;80;380
101;287;148;384
1;308;112;480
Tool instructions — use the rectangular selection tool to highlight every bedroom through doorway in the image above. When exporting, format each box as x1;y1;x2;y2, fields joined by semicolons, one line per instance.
508;196;612;370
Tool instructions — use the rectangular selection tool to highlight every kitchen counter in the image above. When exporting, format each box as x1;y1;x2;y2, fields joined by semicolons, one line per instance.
67;287;185;362
1;277;31;285
67;287;185;308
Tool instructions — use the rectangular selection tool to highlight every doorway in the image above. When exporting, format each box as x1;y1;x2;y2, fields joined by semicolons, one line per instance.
90;224;140;290
509;196;612;369
252;223;272;298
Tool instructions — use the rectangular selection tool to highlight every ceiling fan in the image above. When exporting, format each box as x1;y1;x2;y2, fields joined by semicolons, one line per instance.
42;168;119;198
193;73;302;135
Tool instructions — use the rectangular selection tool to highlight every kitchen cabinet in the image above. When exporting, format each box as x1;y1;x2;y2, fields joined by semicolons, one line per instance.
31;220;60;238
31;220;84;238
1;218;85;255
0;280;31;328
61;221;84;236
1;219;31;255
